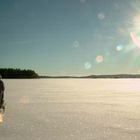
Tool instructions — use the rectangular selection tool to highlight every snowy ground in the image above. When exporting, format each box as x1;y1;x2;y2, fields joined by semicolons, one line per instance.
0;79;140;140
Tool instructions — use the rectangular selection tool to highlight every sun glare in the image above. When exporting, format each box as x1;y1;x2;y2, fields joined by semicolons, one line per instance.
130;14;140;48
0;113;4;123
130;32;140;48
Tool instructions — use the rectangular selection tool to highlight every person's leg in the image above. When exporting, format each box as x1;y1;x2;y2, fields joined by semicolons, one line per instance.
1;92;5;112
0;92;5;113
0;92;4;108
0;92;2;110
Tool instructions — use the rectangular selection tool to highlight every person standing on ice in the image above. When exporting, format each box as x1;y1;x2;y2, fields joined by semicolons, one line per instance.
0;75;5;111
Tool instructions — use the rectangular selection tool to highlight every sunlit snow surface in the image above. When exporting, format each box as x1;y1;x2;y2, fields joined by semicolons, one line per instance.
1;79;140;140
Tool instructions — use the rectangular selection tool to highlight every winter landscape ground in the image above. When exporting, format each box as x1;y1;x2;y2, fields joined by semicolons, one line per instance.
0;79;140;140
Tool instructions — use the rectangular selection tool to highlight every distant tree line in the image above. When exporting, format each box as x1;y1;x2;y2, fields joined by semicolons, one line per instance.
0;68;39;78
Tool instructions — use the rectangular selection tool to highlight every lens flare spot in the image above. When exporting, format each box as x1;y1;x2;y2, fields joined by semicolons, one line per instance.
116;45;123;51
19;96;30;104
97;13;105;20
73;41;80;48
96;55;104;63
84;62;92;69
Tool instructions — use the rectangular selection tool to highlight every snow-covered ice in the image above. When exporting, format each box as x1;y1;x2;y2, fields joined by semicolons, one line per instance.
0;79;140;140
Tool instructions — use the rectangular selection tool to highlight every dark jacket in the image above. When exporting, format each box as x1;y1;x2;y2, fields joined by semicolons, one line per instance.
0;80;5;91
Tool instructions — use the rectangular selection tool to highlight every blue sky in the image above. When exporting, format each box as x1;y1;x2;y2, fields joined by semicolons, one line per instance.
1;0;140;76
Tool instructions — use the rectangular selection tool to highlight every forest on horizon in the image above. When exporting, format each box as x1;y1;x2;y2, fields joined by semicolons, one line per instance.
0;68;39;78
1;68;140;79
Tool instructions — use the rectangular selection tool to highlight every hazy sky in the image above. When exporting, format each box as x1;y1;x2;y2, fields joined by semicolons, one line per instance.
1;0;140;76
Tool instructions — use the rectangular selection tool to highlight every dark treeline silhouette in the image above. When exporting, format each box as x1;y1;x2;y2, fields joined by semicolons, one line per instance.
1;68;140;79
40;74;140;79
0;68;39;78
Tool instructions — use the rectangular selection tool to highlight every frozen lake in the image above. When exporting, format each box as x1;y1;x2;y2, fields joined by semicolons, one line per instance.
0;79;140;140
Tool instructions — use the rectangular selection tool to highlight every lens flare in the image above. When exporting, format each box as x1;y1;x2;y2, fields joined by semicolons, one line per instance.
97;13;105;20
116;45;123;51
73;41;80;48
0;113;4;123
84;62;92;69
19;96;30;104
130;32;140;48
96;55;104;63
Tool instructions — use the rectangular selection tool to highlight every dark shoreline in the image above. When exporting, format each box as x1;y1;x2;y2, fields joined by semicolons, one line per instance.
1;68;140;79
39;74;140;79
